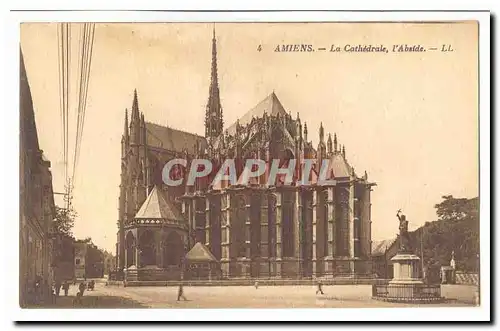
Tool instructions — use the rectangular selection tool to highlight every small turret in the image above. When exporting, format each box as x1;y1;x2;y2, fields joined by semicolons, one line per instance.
296;112;302;143
327;133;333;155
122;108;129;141
317;123;326;160
342;145;346;158
303;122;308;142
319;122;324;142
130;89;141;145
334;133;338;153
121;108;129;159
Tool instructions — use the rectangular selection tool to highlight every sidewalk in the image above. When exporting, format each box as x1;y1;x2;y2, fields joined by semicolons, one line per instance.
26;294;147;308
24;284;147;309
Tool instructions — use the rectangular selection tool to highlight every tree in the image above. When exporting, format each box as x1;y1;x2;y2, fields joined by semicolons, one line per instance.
413;195;479;275
77;237;93;244
434;195;479;223
53;205;77;236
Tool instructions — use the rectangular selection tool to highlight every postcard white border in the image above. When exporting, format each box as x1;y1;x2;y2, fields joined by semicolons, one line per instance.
3;9;491;323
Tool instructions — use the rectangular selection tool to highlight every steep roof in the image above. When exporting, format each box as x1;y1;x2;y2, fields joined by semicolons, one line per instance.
145;122;207;155
372;238;397;256
225;92;288;135
185;242;217;262
134;186;184;221
20;49;41;158
329;153;352;178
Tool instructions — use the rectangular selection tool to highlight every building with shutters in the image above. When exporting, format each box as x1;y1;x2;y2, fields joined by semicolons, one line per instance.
20;50;57;305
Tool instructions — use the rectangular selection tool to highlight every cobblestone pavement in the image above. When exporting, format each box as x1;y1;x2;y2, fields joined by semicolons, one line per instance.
33;283;478;308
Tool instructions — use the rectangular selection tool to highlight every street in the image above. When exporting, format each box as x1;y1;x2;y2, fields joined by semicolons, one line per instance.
29;282;478;309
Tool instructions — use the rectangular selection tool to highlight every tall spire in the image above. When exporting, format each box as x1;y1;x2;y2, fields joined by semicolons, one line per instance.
327;133;333;154
334;133;338;153
319;122;325;142
205;25;224;139
130;89;141;144
131;89;139;123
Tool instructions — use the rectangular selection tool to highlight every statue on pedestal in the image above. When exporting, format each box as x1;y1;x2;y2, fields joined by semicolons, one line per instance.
396;209;413;253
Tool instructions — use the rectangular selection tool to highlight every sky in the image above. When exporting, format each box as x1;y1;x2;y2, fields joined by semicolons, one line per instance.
20;22;479;253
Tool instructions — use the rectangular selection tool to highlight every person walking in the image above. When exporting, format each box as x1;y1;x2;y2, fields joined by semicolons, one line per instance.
177;282;187;301
55;280;61;297
62;281;70;296
74;282;86;306
316;280;324;295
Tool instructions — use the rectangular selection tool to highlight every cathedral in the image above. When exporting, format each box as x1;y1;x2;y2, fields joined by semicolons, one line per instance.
116;30;376;281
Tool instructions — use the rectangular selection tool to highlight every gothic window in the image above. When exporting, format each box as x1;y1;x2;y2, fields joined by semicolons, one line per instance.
125;232;135;268
209;197;222;260
282;192;294;257
139;230;156;267
268;193;277;258
322;190;329;255
354;219;360;239
354;240;361;258
236;195;247;258
250;194;261;258
164;231;183;267
336;186;350;256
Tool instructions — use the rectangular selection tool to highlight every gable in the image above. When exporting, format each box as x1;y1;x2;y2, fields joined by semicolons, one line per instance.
225;92;288;135
185;242;217;262
145;122;207;155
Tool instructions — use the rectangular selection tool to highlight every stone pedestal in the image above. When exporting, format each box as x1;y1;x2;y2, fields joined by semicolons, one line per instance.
389;254;423;284
373;253;443;303
124;265;138;281
388;254;423;298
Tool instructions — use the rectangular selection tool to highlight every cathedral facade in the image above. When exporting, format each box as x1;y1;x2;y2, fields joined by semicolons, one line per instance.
116;31;376;280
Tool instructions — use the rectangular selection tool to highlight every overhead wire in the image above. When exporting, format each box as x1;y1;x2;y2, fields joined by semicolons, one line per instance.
72;23;96;186
57;22;71;209
57;22;97;208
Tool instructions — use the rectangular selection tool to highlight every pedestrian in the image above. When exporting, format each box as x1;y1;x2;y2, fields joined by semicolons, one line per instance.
177;283;187;301
78;282;86;296
62;281;70;296
316;280;324;295
55;280;61;297
254;281;259;289
74;282;86;306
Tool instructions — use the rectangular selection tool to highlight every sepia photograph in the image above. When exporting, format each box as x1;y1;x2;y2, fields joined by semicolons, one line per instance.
12;10;490;322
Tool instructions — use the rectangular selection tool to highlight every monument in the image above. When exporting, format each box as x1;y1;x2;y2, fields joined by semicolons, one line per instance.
372;210;443;303
389;210;423;286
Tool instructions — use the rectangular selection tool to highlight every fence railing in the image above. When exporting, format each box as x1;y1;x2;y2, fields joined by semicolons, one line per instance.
112;268;378;280
372;283;442;303
455;272;479;285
